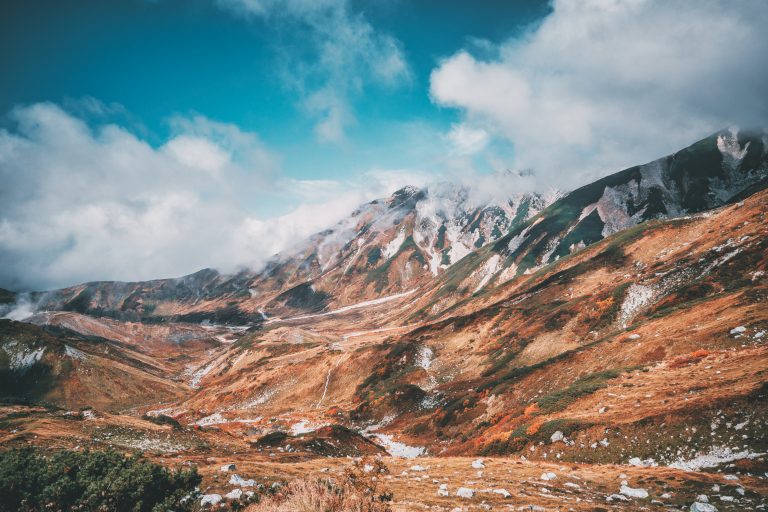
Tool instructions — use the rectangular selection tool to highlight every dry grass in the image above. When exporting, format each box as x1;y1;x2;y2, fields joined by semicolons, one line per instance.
246;459;392;512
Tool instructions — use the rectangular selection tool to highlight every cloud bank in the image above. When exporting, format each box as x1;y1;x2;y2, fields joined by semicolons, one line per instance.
431;0;768;188
0;103;416;291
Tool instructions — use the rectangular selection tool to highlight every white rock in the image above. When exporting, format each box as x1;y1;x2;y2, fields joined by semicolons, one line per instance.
550;431;564;443
471;458;485;469
229;474;256;487
456;487;475;499
410;464;426;472
696;494;709;503
220;463;236;472
690;502;718;512
730;326;746;335
493;488;511;498
437;483;449;497
200;494;222;506
225;489;242;500
620;485;649;499
540;472;556;481
628;333;641;340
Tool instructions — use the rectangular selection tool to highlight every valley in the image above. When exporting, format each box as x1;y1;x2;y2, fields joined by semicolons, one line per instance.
1;129;767;510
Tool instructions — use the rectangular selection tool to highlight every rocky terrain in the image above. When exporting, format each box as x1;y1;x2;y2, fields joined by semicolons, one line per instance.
1;128;767;510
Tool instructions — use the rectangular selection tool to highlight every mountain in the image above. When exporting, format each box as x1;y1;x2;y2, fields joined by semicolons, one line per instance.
2;128;768;510
29;129;768;328
32;184;557;323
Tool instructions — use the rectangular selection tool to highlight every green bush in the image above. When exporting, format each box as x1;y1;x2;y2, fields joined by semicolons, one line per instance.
0;447;200;512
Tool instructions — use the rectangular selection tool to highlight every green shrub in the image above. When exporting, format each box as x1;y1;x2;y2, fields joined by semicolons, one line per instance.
535;369;624;413
0;447;200;512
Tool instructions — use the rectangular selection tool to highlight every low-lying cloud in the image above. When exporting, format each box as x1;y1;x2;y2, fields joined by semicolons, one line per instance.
0;102;416;291
430;0;768;189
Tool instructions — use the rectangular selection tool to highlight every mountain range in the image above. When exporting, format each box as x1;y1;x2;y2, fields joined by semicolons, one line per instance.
1;128;767;510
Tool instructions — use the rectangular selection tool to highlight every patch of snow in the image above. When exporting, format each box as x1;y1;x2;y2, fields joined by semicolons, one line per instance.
64;345;87;360
416;345;433;370
619;284;657;328
290;420;314;435
472;254;502;293
472;459;485;469
382;229;407;259
197;413;227;426
189;360;217;389
669;446;765;471
1;342;45;373
372;433;425;458
717;130;749;161
628;457;657;467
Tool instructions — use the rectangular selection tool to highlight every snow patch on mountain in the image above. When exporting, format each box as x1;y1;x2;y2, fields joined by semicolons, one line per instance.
669;446;766;471
619;284;657;328
382;229;407;259
473;254;502;293
1;341;45;373
717;129;749;162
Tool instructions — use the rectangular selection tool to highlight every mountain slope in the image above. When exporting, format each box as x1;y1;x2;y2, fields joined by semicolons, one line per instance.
407;128;768;320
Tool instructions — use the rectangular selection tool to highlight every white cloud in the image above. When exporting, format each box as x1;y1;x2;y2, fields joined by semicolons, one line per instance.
446;123;490;155
216;0;410;143
0;102;414;291
430;0;768;189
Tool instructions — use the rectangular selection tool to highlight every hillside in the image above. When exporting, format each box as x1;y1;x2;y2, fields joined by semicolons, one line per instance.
1;129;767;510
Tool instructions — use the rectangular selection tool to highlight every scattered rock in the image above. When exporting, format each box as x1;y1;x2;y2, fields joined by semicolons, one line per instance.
225;489;242;500
493;488;511;498
229;474;256;487
550;431;564;443
200;494;222;506
690;502;718;512
437;483;449;497
471;459;485;469
410;464;426;472
220;463;236;472
540;472;556;481
730;326;746;335
620;485;649;499
456;487;475;499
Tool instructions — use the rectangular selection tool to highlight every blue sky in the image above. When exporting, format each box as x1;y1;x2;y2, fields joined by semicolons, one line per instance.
1;0;766;290
0;0;549;185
